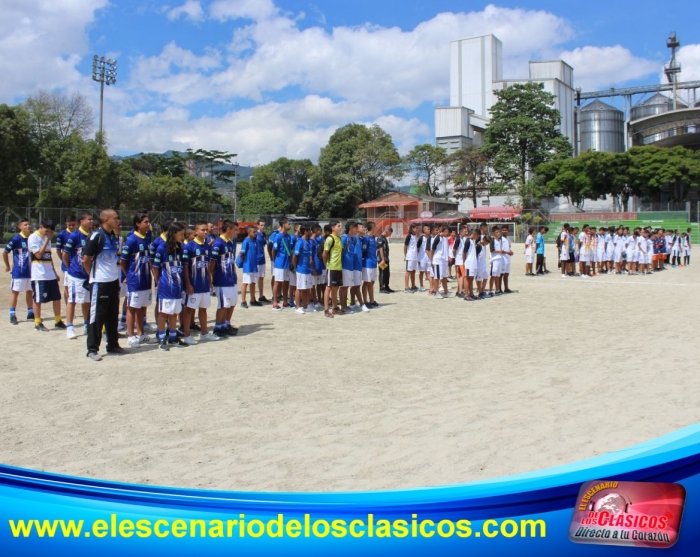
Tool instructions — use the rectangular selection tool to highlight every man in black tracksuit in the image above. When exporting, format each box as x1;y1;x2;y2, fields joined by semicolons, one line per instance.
82;209;123;361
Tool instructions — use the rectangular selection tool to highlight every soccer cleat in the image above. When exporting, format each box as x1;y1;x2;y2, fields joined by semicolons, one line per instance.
66;327;78;340
143;322;155;332
86;352;103;361
314;302;323;310
404;289;414;294
361;304;370;312
172;337;190;347
306;306;317;312
158;340;169;351
139;335;152;344
189;323;201;332
433;293;444;299
201;332;220;341
240;301;249;309
250;300;263;307
183;335;198;345
107;346;126;354
226;325;238;336
55;320;67;329
295;307;305;314
288;300;296;308
418;286;426;292
127;336;140;348
213;329;228;339
35;322;49;332
258;296;271;303
369;301;379;308
456;292;464;298
272;304;282;311
10;315;18;325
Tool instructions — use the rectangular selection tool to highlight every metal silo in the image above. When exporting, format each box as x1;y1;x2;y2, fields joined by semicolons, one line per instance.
630;93;673;120
579;99;625;153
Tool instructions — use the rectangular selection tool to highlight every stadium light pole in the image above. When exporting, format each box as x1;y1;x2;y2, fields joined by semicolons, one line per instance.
92;55;117;141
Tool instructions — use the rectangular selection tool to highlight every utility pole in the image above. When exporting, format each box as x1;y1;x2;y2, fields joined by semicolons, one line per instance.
92;55;117;141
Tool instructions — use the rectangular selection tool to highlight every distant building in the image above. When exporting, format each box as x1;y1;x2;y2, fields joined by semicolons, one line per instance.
359;192;459;236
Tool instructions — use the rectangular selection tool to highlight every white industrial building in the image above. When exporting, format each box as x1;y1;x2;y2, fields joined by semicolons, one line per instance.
435;34;575;210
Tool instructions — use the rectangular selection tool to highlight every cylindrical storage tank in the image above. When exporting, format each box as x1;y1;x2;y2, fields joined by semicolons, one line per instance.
579;99;625;153
630;93;673;120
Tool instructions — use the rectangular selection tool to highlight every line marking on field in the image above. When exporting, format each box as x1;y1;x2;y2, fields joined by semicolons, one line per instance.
549;279;693;286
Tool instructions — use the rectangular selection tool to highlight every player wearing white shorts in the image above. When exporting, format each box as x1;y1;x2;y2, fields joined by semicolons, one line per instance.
182;222;218;343
120;212;153;347
476;234;490;297
239;225;262;309
209;220;239;337
462;228;480;300
403;223;419;292
500;226;514;293
3;218;34;325
488;226;504;295
417;225;431;292
361;222;379;307
271;219;293;310
63;212;94;339
292;226;317;313
428;226;450;299
255;219;270;303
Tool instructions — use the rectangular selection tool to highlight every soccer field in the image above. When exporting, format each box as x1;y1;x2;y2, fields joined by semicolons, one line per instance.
1;244;699;492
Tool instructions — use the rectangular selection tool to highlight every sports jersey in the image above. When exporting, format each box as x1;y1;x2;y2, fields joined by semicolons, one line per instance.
362;235;378;269
4;232;31;279
535;233;545;255
211;236;237;287
325;234;342;271
56;229;72;272
431;235;450;262
272;232;292;270
255;231;266;265
239;237;258;273
294;237;313;274
490;237;503;261
525;235;534;255
464;238;478;268
64;227;91;280
153;242;184;300
404;234;419;261
501;237;512;260
268;230;280;252
27;231;57;281
149;233;167;259
341;234;355;270
312;236;326;272
353;234;363;271
120;232;152;292
183;239;211;294
454;236;465;263
418;234;429;263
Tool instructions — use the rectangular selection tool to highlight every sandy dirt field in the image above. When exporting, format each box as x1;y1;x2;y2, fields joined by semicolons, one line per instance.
1;243;699;492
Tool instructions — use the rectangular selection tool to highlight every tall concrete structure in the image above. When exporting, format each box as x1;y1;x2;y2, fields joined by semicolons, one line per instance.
435;35;575;155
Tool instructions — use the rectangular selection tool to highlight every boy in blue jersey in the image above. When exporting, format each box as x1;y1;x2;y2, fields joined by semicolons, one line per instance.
149;218;173;324
3;218;34;324
62;211;93;339
339;222;357;313
311;224;326;309
350;222;369;312
292;226;316;314
183;222;218;342
271;218;293;311
255;219;270;303
56;215;77;303
288;223;301;302
362;222;379;308
120;211;153;348
153;222;188;351
267;224;279;296
239;225;263;308
209;220;239;337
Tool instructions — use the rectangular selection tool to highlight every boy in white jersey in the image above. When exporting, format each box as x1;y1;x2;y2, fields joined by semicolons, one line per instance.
462;228;480;301
500;226;513;293
578;225;590;277
453;227;467;297
27;220;66;331
403;224;419;293
524;227;535;276
476;234;490;298
488;226;504;295
417;225;430;292
428;226;450;299
559;224;571;278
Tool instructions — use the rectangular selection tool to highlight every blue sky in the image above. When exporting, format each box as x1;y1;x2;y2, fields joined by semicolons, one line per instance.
2;1;699;163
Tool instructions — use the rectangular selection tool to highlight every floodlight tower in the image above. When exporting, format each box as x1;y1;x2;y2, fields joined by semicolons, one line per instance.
92;55;118;139
665;33;681;110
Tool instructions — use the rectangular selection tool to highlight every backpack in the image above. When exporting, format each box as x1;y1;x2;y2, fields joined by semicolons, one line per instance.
319;236;334;258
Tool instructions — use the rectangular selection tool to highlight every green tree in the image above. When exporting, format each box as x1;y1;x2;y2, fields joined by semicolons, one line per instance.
0;104;37;206
484;82;571;188
402;144;447;196
250;158;316;212
446;146;503;208
305;124;400;217
239;191;288;219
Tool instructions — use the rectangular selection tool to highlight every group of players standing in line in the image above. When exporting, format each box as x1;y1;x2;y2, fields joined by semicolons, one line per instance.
541;224;693;278
2;212;395;356
402;222;516;301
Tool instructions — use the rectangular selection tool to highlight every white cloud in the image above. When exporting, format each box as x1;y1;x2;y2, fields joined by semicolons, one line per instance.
167;0;204;22
560;45;658;91
0;0;108;102
676;44;700;82
209;0;278;22
106;95;428;164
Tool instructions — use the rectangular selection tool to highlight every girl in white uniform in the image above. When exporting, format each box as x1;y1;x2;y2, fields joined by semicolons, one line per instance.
524;227;535;276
